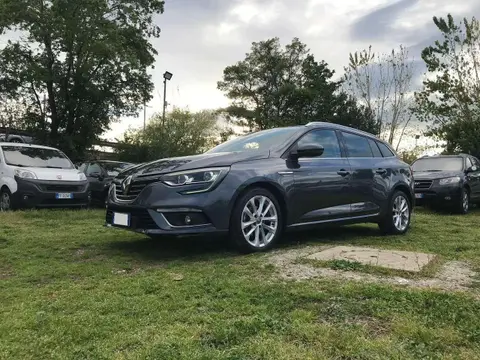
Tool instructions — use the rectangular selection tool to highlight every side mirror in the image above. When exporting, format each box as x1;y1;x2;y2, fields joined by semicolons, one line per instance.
467;165;478;173
296;144;325;158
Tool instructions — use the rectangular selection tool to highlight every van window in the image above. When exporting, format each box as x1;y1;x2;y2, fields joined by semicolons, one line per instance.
1;146;74;169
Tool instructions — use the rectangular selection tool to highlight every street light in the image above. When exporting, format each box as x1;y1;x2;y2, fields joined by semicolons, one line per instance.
162;71;173;125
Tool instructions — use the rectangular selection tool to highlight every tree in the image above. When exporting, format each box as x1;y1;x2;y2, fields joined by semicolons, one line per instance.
217;38;378;134
0;0;165;158
116;108;221;162
415;14;480;156
343;45;416;150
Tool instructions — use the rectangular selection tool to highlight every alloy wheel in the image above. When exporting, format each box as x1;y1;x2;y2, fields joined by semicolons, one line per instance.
463;191;469;213
392;195;409;232
241;195;278;248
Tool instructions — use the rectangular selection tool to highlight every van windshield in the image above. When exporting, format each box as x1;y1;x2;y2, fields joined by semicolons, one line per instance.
1;146;74;169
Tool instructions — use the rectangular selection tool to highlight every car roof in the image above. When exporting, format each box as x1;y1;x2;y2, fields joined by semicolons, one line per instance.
0;142;59;151
304;122;379;140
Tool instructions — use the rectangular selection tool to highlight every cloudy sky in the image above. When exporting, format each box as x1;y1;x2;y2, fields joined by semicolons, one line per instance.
109;0;479;140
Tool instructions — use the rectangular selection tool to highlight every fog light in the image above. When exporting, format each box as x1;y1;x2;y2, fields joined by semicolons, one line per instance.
185;215;191;225
23;195;28;200
445;196;451;200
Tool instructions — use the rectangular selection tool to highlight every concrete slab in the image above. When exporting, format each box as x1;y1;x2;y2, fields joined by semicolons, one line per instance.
305;246;436;272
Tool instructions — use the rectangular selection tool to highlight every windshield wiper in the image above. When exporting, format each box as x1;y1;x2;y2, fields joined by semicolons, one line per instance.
7;163;26;167
45;166;64;169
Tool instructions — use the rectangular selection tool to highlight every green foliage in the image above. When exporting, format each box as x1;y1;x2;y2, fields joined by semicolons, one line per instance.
0;0;165;158
415;14;480;156
218;38;379;134
344;45;416;150
116;108;221;162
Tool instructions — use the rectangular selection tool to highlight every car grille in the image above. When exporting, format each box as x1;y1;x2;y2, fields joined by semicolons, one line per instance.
414;180;433;190
106;208;159;229
41;184;86;192
114;176;159;202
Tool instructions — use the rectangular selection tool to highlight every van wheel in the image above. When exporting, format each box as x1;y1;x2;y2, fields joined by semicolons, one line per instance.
378;190;411;235
230;188;283;253
0;188;14;211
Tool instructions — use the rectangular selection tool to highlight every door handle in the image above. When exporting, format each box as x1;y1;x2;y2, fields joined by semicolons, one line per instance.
337;169;350;177
375;168;387;175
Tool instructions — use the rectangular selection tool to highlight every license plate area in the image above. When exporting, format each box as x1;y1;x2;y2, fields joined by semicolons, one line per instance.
415;193;424;199
56;193;73;199
113;212;130;227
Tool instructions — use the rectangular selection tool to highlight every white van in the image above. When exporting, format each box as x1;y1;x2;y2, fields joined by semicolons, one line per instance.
0;143;90;210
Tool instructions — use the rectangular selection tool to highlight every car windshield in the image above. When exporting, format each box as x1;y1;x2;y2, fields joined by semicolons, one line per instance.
206;127;301;153
1;145;73;169
101;162;134;177
412;157;463;172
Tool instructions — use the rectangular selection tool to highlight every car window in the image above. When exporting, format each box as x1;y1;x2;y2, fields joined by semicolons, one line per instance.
377;142;395;157
297;129;342;158
78;163;87;172
0;145;73;169
342;132;373;158
465;157;473;169
101;162;134;177
472;157;480;168
368;139;382;157
86;163;102;176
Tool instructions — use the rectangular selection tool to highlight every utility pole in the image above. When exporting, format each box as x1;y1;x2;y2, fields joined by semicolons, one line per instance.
162;71;173;127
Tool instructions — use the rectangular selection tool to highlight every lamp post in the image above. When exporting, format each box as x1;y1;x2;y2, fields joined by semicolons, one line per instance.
162;71;173;126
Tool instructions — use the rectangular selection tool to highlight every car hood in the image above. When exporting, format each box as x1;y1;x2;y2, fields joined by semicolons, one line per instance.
19;167;83;181
116;150;270;179
413;171;462;180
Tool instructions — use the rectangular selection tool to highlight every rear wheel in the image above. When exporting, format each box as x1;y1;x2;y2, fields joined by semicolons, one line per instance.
378;190;411;235
230;188;283;253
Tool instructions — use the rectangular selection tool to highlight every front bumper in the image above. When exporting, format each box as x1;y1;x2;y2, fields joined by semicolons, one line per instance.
414;185;462;207
105;180;231;236
13;178;90;208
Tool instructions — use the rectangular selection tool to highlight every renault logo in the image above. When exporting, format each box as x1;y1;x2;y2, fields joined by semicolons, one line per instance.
122;175;133;194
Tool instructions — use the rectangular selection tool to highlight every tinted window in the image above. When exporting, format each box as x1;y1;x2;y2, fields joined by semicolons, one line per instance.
412;157;464;172
86;163;102;176
342;132;373;157
1;146;73;169
101;162;133;177
466;157;473;169
297;129;341;158
368;139;382;157
377;142;395;157
207;127;301;153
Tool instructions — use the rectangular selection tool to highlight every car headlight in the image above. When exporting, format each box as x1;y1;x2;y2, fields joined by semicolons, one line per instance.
14;169;37;179
78;172;87;181
161;167;229;193
438;176;461;185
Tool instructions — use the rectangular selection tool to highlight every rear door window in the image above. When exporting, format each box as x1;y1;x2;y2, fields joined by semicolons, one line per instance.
368;139;382;157
377;142;395;157
341;132;373;158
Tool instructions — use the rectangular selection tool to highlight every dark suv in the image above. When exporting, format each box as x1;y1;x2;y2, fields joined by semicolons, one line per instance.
412;154;480;214
105;122;414;252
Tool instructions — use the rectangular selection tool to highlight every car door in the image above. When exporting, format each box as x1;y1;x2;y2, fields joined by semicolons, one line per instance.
85;162;105;200
339;131;382;217
289;128;352;224
467;156;480;200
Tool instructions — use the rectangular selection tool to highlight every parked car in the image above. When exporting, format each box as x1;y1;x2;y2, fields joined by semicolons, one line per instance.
105;122;414;252
0;132;35;144
411;154;480;214
77;160;134;204
0;143;89;210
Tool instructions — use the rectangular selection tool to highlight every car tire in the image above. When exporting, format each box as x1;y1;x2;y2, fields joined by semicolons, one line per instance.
230;188;283;253
0;188;15;211
456;187;469;215
378;190;411;235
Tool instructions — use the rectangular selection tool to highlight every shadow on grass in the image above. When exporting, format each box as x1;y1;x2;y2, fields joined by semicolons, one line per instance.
103;233;235;262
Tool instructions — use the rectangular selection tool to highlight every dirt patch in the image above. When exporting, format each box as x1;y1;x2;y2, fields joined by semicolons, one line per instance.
267;246;478;295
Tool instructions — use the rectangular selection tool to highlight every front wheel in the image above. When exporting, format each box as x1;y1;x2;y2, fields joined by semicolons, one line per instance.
0;188;14;211
230;188;283;253
378;191;411;235
456;187;469;214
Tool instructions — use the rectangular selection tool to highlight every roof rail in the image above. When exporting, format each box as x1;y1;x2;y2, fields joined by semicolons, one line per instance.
305;121;376;138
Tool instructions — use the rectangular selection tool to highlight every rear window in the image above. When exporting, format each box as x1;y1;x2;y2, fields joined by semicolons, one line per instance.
377;142;395;157
1;146;73;169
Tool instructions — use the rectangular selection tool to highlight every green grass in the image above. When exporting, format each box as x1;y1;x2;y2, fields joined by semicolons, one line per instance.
1;208;480;359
